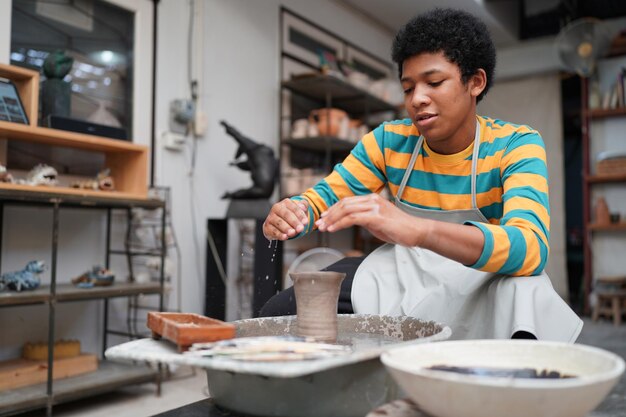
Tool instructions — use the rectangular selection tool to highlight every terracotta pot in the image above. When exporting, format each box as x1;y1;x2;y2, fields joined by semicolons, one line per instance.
309;108;348;137
290;271;345;342
595;197;610;225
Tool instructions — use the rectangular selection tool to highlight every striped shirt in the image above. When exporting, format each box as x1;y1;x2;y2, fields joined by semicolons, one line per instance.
292;115;550;277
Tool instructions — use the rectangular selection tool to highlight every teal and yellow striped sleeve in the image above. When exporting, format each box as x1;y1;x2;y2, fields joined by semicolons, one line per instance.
467;130;550;276
291;123;389;236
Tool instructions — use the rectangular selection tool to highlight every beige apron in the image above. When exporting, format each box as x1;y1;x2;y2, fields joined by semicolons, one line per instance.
351;122;583;342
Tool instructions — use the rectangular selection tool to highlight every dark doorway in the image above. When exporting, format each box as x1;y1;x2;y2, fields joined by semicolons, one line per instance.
561;74;584;313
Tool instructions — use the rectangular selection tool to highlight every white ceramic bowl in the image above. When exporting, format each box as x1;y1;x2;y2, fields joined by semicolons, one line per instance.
381;340;624;417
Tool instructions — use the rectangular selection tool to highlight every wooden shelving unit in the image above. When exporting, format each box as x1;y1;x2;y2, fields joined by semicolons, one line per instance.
0;63;149;200
0;121;149;199
281;74;397;171
581;55;626;313
0;361;157;416
280;69;398;259
282;74;397;115
0;191;166;416
0;64;164;416
588;222;626;232
587;107;626;119
586;173;626;184
0;282;164;307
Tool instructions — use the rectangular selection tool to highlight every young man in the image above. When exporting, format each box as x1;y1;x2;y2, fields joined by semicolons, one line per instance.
261;8;582;341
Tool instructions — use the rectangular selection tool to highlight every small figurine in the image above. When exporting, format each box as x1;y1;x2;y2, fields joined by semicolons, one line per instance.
0;165;13;183
0;260;45;292
71;265;115;288
41;50;74;120
71;168;115;191
220;120;278;199
17;164;58;186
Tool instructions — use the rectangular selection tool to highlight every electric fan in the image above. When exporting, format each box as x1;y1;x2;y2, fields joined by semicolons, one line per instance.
555;18;612;77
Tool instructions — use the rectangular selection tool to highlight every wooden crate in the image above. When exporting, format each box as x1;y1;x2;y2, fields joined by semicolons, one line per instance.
147;311;236;351
0;354;98;391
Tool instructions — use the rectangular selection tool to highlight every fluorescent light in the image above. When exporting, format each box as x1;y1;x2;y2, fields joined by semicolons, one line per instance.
101;50;114;63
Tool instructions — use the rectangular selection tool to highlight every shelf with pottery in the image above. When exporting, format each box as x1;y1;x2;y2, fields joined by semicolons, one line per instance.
281;74;398;115
0;183;164;210
280;70;400;261
0;63;149;202
587;106;626;119
0;182;150;204
0;120;149;201
0;360;156;415
281;74;397;162
0;282;165;307
581;51;626;313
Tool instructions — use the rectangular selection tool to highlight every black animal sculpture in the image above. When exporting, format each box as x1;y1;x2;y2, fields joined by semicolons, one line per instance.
220;120;278;199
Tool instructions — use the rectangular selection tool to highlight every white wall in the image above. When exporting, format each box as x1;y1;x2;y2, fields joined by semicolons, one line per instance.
495;17;626;82
0;2;9;62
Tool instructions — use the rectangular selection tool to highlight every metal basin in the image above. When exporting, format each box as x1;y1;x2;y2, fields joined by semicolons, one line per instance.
207;314;451;417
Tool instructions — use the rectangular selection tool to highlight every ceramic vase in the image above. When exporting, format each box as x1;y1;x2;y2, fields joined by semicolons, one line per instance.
289;271;346;342
595;197;610;225
308;108;348;137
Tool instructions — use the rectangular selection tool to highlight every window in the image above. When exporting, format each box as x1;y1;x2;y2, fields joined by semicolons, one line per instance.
11;0;134;132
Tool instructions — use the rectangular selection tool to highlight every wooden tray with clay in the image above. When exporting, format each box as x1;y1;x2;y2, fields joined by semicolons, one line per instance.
147;312;236;351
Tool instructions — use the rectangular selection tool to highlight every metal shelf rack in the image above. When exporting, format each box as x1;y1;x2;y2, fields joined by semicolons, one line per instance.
0;189;166;416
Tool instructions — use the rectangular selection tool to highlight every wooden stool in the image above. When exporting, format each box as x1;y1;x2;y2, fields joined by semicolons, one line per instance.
592;276;626;326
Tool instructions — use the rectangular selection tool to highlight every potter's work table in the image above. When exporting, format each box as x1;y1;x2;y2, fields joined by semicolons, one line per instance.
105;335;418;378
105;315;450;378
106;314;451;417
130;317;626;417
107;339;626;417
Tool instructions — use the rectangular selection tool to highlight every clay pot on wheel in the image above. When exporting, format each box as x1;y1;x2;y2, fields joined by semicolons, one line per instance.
289;271;346;342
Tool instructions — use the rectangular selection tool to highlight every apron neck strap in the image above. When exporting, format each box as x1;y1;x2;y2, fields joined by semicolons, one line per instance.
396;119;482;210
469;120;481;210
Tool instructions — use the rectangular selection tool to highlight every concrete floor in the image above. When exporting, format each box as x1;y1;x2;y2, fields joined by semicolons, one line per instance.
22;317;626;417
578;318;626;417
20;367;209;417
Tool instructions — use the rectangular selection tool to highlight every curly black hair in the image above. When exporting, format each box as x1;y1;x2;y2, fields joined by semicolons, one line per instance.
391;8;496;102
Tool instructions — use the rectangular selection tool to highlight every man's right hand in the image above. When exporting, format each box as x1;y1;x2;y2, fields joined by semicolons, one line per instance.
263;198;309;240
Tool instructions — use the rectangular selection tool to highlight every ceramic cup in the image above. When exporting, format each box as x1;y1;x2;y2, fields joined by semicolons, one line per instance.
289;271;346;342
